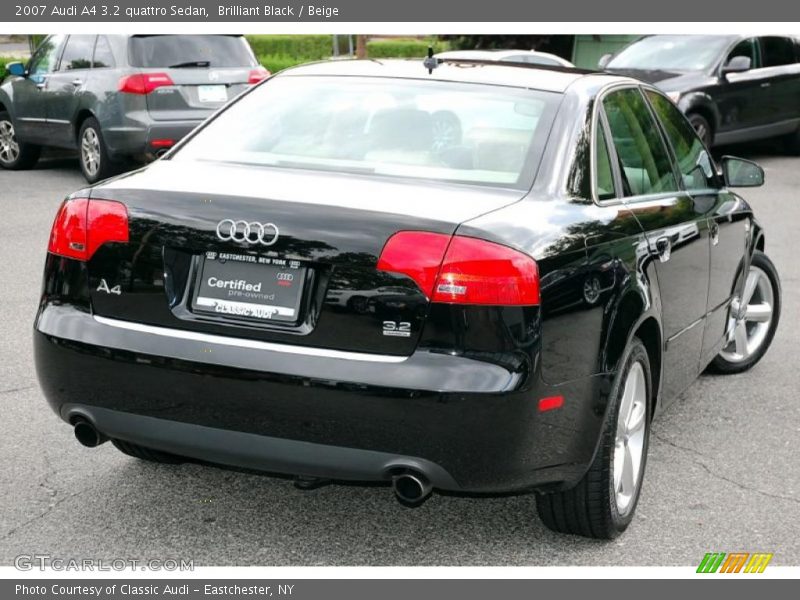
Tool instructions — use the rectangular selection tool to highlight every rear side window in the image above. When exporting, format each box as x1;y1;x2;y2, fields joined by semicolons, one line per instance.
646;91;718;191
93;36;115;69
128;35;256;68
595;121;616;201
602;88;679;197
760;37;796;67
59;35;95;71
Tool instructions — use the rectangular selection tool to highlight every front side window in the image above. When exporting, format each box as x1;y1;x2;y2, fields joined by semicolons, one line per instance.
646;91;718;192
59;35;96;71
28;35;65;76
602;88;679;197
174;76;560;189
726;38;760;69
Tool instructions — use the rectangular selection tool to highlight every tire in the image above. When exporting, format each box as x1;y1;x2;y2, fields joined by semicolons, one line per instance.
707;250;781;374
536;338;652;539
0;110;41;170
112;439;184;464
688;112;713;148
78;117;117;183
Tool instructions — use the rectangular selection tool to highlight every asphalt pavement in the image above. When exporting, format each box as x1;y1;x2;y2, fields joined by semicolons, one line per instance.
0;148;798;566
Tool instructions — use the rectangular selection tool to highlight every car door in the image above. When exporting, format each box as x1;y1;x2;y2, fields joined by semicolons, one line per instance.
600;86;711;404
10;34;65;143
43;34;97;147
644;89;749;368
713;37;771;141
757;36;800;127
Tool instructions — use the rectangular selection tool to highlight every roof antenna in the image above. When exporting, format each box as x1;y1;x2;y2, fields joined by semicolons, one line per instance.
423;46;439;74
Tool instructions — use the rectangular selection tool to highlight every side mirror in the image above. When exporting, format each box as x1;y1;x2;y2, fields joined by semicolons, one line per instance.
6;61;26;77
722;156;764;187
722;55;751;76
597;53;612;69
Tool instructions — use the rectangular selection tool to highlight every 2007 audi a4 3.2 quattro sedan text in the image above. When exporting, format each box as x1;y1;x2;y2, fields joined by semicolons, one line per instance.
34;58;781;539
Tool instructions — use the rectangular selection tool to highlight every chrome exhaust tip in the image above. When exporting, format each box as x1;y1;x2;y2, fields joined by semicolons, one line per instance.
392;472;432;506
73;420;108;448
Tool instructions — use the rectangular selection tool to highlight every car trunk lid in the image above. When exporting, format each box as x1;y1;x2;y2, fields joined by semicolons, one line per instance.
86;160;526;356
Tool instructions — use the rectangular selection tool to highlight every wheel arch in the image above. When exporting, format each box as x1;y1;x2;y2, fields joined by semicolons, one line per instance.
73;108;97;143
684;98;719;144
602;291;663;417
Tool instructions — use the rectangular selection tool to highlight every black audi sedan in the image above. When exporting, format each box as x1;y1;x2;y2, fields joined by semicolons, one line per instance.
601;34;800;149
34;59;781;539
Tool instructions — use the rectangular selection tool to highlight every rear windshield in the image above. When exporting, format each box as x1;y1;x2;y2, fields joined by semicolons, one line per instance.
173;75;560;189
128;35;255;68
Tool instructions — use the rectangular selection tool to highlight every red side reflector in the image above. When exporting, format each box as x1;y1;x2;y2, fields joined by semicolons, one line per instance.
150;139;175;148
538;396;564;412
118;72;174;95
248;67;271;84
48;198;129;261
432;236;539;306
377;231;451;298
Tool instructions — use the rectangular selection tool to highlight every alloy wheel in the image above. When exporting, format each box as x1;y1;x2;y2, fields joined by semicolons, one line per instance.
613;360;647;516
0;119;20;164
81;127;101;177
719;265;774;363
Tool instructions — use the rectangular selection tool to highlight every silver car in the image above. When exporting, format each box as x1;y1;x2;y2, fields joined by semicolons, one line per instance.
0;34;268;182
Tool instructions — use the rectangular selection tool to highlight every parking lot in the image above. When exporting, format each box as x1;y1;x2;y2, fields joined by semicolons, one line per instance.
0;146;798;566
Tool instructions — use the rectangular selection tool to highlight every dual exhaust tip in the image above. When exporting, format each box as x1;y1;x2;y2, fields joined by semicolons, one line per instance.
73;420;435;505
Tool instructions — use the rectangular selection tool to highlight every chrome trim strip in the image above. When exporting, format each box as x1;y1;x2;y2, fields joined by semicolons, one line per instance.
92;315;408;364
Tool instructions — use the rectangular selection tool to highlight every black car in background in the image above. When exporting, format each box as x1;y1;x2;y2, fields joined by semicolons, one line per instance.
601;35;800;149
34;59;781;539
0;34;268;182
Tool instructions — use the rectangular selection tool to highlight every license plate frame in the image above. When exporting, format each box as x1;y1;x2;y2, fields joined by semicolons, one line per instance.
197;84;228;103
191;253;306;324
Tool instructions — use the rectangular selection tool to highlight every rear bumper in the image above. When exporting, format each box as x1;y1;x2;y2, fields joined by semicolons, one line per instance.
103;117;203;159
34;304;611;493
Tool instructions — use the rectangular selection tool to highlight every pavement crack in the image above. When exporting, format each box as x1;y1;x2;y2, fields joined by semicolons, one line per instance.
0;385;33;395
652;432;800;505
0;488;89;542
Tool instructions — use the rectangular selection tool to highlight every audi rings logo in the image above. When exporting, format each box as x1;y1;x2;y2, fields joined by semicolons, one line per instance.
216;220;279;246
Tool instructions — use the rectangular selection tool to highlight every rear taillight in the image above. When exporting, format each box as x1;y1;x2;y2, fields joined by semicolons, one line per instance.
118;72;174;94
377;232;451;298
48;199;129;261
248;67;270;84
377;231;539;306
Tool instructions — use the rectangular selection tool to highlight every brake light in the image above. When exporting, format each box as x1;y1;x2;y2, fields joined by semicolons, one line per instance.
377;231;539;306
150;139;175;148
248;67;270;84
48;199;129;261
118;72;174;94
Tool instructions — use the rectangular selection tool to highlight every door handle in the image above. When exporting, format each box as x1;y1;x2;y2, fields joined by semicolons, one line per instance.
655;237;671;263
71;78;83;87
760;82;771;88
710;222;720;246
